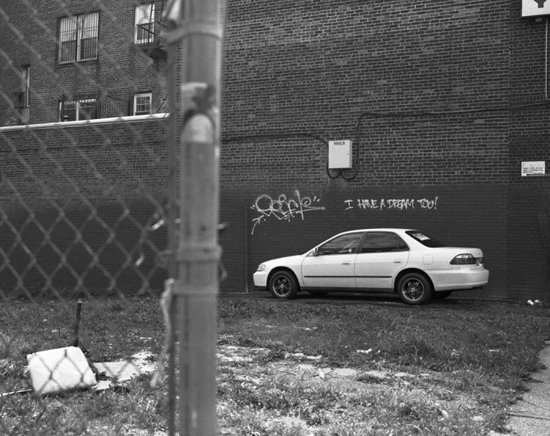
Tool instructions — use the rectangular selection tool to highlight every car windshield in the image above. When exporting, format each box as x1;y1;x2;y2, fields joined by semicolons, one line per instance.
406;231;447;248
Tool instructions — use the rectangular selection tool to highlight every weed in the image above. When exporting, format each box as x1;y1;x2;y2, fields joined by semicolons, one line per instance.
1;296;549;435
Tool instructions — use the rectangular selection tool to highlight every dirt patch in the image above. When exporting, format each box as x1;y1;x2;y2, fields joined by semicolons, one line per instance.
217;343;490;435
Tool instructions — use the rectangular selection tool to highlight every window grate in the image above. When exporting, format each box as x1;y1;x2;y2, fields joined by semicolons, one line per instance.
60;99;97;121
135;4;155;44
59;12;99;63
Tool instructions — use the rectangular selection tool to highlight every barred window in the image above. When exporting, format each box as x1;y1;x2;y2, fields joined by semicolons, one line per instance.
59;12;99;64
133;93;152;116
59;98;97;121
135;4;155;44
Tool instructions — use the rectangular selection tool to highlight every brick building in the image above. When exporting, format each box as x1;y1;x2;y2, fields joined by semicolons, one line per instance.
1;0;549;300
0;0;168;125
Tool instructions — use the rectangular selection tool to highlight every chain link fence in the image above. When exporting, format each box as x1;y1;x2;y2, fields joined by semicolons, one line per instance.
0;0;218;434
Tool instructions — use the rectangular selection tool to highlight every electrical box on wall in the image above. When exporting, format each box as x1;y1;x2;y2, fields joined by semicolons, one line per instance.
328;140;352;169
522;0;550;17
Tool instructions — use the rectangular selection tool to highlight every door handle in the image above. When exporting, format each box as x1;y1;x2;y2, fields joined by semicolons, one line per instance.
342;262;351;265
394;260;402;263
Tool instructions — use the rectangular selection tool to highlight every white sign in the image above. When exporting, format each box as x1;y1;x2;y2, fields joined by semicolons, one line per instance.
521;161;546;176
522;0;550;17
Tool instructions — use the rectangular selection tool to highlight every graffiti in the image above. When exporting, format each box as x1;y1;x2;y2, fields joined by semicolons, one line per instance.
345;197;438;211
251;190;325;234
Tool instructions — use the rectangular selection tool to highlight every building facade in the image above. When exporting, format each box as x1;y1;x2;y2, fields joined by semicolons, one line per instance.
219;0;550;300
0;0;168;125
1;0;549;300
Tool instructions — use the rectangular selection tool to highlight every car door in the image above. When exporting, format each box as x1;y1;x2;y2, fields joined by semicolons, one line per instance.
354;231;409;290
302;232;364;289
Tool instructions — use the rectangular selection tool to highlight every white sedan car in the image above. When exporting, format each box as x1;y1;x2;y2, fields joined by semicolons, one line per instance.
253;229;489;305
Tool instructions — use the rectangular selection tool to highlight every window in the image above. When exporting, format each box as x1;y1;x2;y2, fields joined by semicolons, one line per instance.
406;231;447;248
59;98;97;121
59;12;99;63
135;4;155;44
361;232;408;253
317;233;363;255
133;93;152;115
16;65;30;108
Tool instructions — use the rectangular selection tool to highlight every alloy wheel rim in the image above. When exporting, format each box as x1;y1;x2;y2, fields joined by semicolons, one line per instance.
403;279;424;301
273;276;290;297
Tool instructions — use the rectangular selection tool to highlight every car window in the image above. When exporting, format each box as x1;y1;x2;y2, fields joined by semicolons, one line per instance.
361;232;409;253
406;231;447;248
317;233;363;255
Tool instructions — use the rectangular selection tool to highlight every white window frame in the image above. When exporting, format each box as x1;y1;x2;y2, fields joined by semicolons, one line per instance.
59;98;97;121
59;12;99;64
133;93;152;116
134;4;155;44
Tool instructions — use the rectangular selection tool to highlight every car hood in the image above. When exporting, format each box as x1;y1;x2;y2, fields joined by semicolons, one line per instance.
262;254;306;268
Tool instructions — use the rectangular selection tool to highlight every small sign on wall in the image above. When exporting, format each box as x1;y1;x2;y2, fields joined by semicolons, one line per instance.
521;161;546;176
522;0;550;17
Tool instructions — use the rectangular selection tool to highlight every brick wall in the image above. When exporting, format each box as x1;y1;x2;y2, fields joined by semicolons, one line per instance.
2;1;550;300
220;178;508;300
0;1;32;125
508;4;550;299
0;118;169;294
218;0;513;297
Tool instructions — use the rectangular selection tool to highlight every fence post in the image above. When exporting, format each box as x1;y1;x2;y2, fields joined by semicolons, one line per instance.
164;0;224;435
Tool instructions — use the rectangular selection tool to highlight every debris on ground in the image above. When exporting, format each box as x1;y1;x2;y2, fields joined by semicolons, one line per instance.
92;351;156;392
26;346;97;395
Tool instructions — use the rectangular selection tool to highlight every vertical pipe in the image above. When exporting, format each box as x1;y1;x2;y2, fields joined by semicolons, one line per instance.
245;205;249;293
72;299;82;347
164;1;225;435
166;26;178;436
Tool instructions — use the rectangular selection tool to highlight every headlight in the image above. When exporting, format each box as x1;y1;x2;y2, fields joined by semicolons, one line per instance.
256;264;267;272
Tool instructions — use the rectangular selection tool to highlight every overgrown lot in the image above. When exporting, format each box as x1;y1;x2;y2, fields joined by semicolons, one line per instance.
0;294;549;435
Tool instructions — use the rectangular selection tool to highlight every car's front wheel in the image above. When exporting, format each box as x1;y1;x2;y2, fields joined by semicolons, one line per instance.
269;270;299;299
397;273;432;305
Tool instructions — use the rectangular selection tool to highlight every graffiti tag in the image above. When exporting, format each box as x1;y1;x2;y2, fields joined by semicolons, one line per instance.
251;190;325;234
345;197;438;211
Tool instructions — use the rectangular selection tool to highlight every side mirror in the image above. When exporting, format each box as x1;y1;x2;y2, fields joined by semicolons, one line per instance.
312;247;319;256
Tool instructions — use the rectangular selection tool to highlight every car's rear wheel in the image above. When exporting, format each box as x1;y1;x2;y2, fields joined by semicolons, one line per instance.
269;270;299;299
397;273;432;305
432;291;452;300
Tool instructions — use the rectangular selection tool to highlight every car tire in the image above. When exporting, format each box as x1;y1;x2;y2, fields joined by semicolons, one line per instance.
432;291;452;300
269;270;299;299
397;273;433;305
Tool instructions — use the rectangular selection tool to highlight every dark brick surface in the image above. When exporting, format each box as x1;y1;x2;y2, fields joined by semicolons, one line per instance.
1;1;550;299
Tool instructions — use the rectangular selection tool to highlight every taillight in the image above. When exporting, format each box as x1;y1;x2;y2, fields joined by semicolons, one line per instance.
450;254;477;265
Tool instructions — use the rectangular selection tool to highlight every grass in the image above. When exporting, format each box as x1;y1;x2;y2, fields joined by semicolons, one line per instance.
0;293;549;435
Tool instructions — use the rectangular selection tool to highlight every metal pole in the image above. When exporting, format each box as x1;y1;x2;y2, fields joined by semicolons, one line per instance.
72;299;82;347
166;25;178;436
244;205;249;293
546;18;548;100
164;1;224;435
